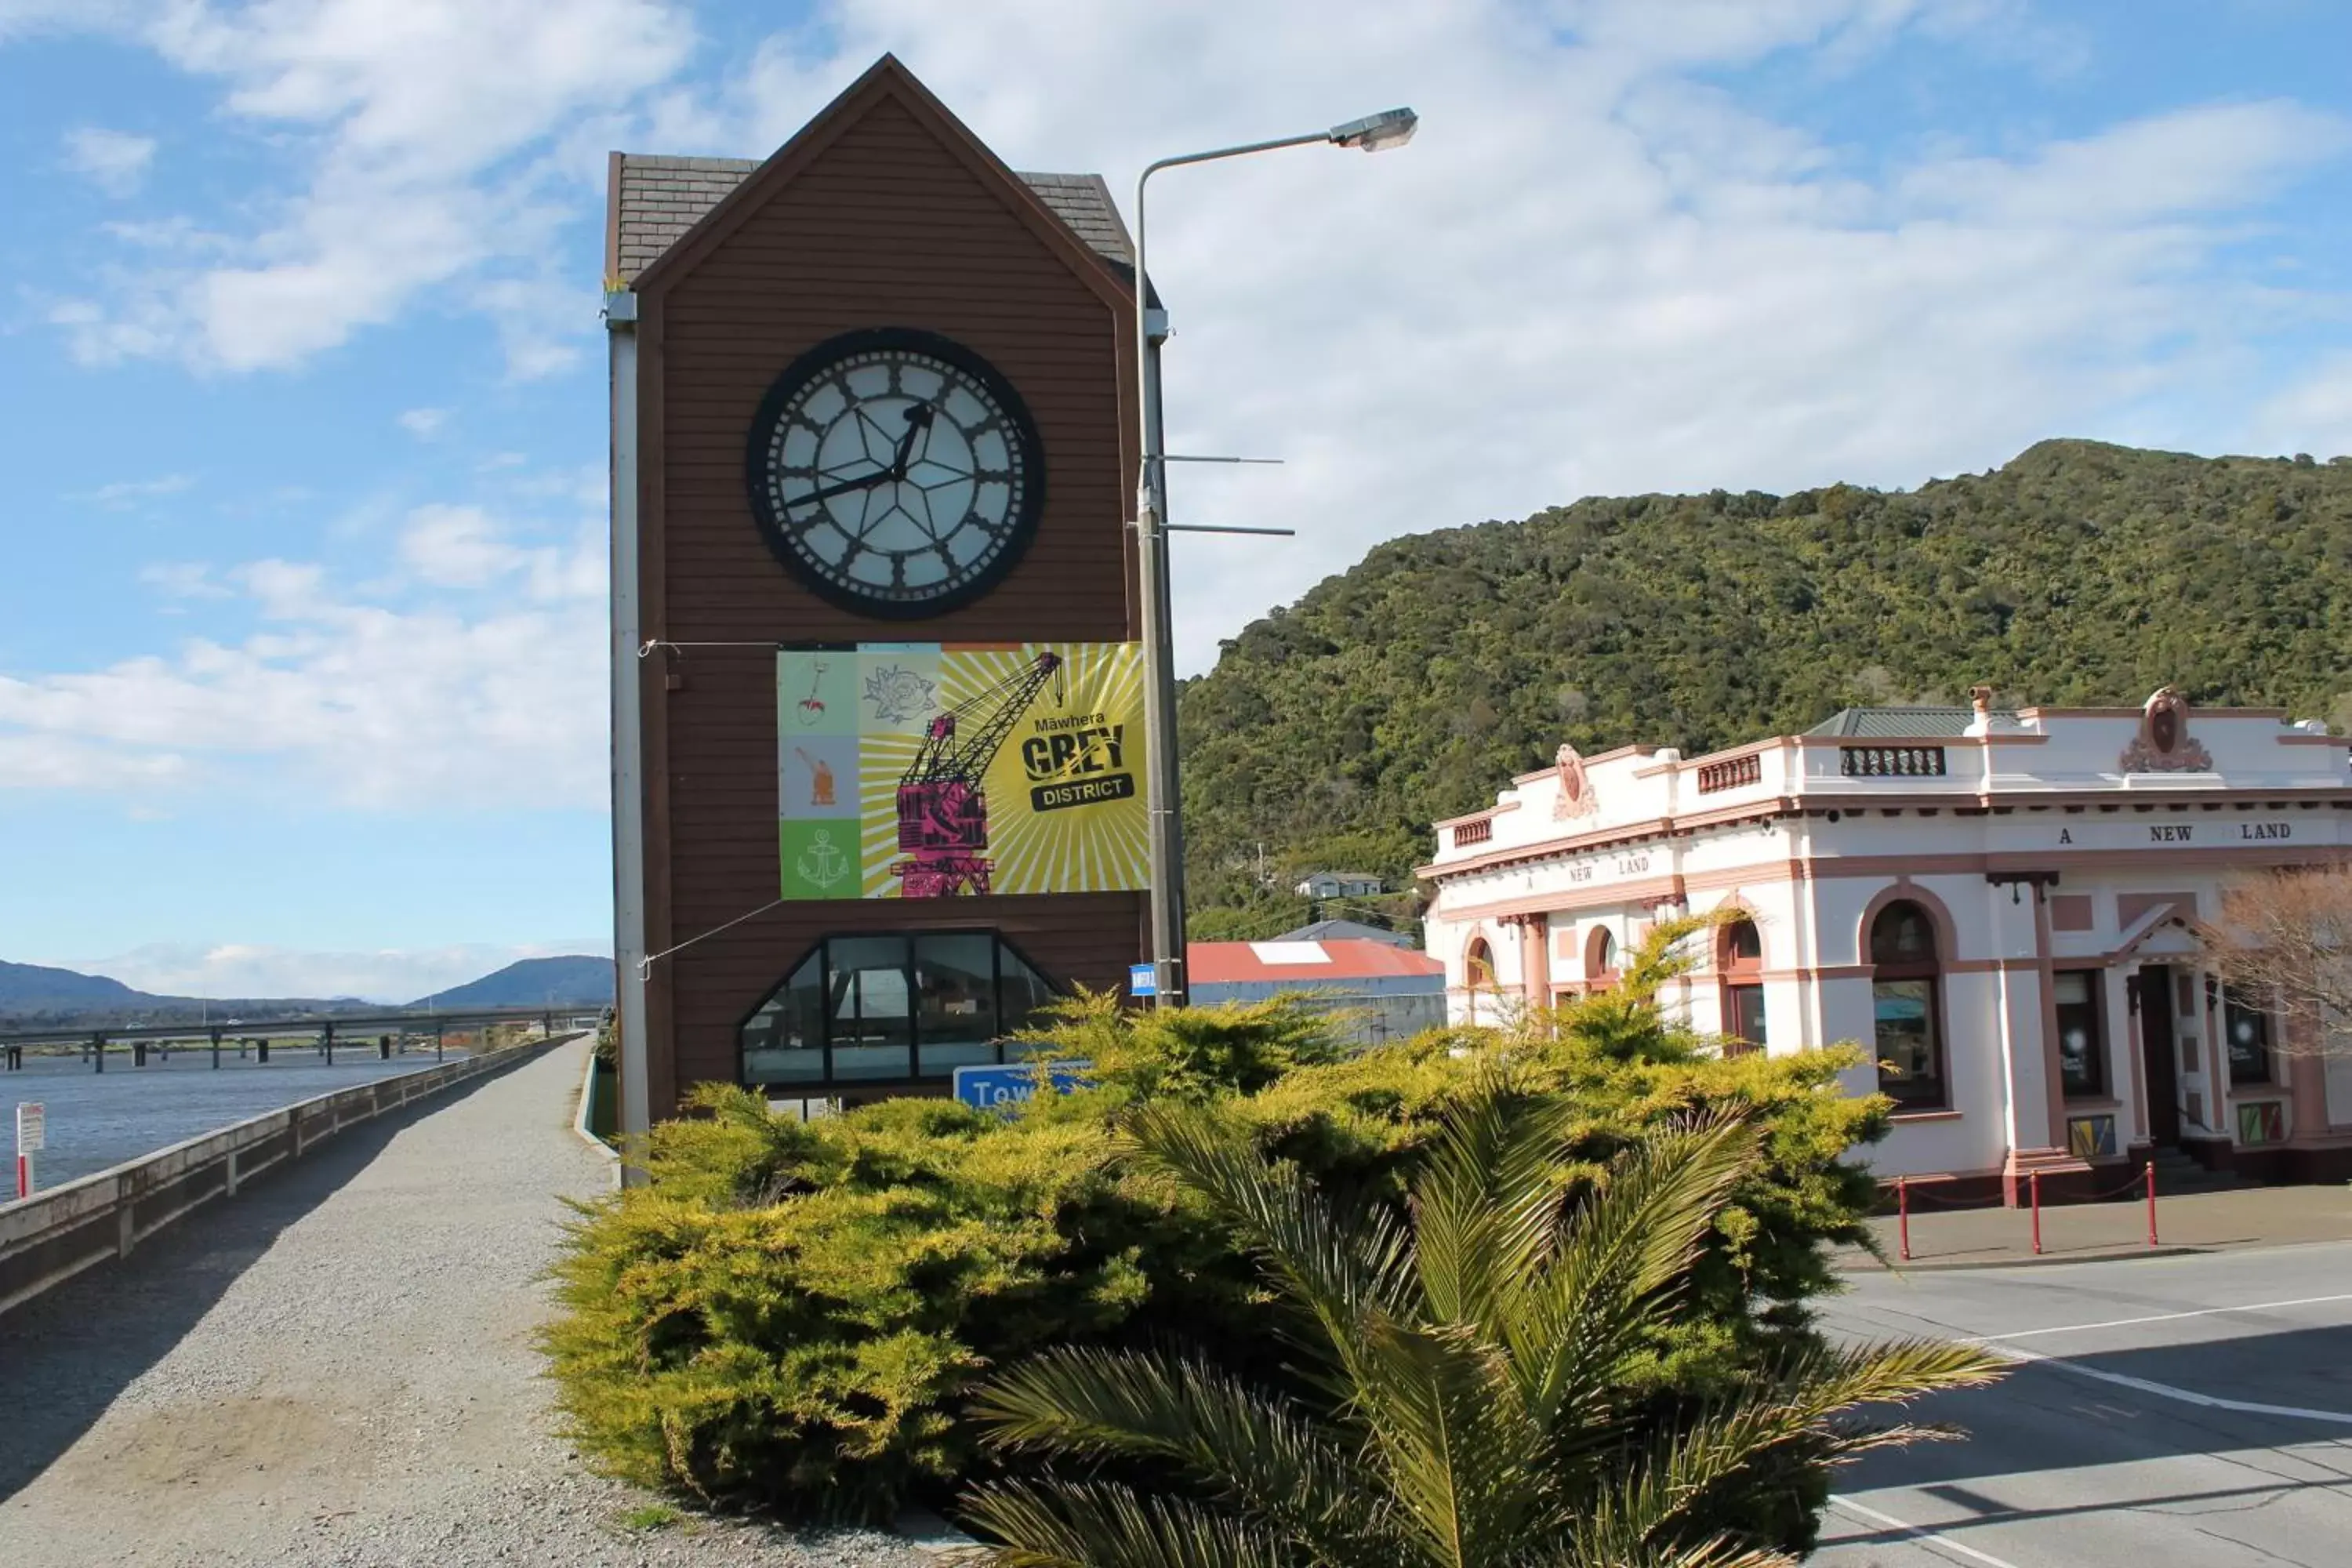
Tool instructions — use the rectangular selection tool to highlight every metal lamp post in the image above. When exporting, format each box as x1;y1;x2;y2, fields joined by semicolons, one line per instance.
1131;107;1418;1009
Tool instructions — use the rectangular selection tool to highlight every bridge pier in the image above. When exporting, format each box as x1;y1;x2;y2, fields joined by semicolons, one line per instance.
91;1032;104;1073
323;1023;335;1065
379;1033;392;1061
256;1037;270;1064
132;1040;147;1068
211;1028;223;1069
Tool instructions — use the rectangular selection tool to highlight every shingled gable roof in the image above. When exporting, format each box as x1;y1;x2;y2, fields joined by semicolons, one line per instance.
611;54;1136;312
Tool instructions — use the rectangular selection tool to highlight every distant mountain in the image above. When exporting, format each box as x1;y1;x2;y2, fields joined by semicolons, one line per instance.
0;959;151;1014
1179;439;2352;935
410;956;612;1011
0;960;371;1029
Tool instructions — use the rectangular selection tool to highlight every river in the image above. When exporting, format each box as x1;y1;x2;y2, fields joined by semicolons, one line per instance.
3;1047;459;1189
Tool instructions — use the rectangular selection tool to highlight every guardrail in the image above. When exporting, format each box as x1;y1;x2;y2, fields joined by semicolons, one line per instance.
2;1004;604;1053
0;1031;581;1318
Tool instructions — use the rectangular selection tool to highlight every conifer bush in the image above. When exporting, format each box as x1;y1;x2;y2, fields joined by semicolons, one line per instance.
543;920;1887;1531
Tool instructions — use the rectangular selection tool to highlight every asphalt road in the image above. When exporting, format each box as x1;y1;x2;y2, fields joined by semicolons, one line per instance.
1813;1241;2352;1567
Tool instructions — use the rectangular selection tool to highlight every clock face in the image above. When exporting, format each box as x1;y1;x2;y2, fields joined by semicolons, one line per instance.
746;328;1044;617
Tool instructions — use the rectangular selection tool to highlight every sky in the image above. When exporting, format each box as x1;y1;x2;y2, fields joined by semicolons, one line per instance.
2;0;2349;1001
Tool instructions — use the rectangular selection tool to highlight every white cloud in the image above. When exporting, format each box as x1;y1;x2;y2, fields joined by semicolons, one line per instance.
2249;354;2352;462
397;405;447;437
0;734;189;790
1900;100;2349;224
61;125;157;195
80;473;193;506
22;0;2352;688
0;498;608;808
60;939;611;1004
669;0;2350;670
397;503;605;599
47;0;696;374
139;561;234;599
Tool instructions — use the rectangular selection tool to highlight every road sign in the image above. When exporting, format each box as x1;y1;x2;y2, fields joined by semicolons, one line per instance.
953;1060;1093;1113
1129;963;1156;997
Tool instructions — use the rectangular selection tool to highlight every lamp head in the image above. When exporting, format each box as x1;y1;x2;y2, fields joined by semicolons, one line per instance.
1329;107;1418;152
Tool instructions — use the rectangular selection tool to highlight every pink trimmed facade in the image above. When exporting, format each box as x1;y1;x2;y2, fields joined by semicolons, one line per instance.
1419;691;2352;1203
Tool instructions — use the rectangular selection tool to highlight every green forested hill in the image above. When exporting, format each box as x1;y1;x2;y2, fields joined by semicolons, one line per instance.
1177;440;2352;934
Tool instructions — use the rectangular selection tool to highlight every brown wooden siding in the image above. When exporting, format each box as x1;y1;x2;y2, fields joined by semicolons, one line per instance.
637;93;1145;1112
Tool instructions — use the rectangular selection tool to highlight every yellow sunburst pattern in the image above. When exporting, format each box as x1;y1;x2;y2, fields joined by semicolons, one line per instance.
778;642;1147;901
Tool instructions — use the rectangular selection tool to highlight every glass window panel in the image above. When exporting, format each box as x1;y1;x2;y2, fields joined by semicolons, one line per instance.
830;935;912;1079
1730;984;1767;1049
999;945;1056;1043
2226;990;2271;1086
1726;920;1761;965
1873;978;1942;1104
1871;903;1934;966
1595;930;1616;971
742;953;826;1083
916;933;999;1073
2055;971;2102;1098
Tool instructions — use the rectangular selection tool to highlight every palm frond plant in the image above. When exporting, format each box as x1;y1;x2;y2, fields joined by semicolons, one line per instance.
960;1083;2001;1567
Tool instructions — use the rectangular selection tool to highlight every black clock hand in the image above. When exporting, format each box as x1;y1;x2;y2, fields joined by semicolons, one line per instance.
795;468;893;506
890;404;936;478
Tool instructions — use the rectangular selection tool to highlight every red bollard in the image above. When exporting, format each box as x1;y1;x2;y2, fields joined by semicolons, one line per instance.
2146;1160;2158;1247
1897;1176;1911;1261
2030;1171;2043;1256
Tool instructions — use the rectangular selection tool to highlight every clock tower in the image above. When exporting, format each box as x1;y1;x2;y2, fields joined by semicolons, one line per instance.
604;56;1149;1138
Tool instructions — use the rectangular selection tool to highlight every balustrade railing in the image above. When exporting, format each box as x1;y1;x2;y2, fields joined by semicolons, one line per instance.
1696;753;1762;793
1839;745;1947;778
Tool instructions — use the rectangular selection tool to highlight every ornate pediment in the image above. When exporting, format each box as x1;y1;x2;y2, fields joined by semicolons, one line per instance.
2118;686;2212;773
1552;742;1599;819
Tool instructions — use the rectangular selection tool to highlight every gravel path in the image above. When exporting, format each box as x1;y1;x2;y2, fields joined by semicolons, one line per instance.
0;1037;933;1567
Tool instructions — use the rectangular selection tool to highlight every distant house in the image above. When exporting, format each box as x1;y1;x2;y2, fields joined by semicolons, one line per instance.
1293;870;1385;900
1276;918;1415;949
1188;938;1444;1046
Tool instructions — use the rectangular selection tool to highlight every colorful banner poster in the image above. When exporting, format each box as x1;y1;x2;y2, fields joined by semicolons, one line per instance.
779;642;1148;899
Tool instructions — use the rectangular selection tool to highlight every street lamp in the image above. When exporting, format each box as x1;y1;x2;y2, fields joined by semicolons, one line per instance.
1131;106;1419;1009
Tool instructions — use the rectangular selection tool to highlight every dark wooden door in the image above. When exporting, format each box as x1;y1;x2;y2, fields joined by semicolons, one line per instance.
2140;964;2180;1145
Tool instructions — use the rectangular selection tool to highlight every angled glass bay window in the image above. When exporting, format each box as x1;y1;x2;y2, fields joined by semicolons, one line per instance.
740;930;1058;1089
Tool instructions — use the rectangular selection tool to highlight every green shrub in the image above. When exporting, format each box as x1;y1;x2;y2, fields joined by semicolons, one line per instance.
543;922;1886;1534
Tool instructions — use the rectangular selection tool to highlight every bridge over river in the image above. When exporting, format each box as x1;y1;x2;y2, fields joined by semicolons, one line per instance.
0;1036;927;1567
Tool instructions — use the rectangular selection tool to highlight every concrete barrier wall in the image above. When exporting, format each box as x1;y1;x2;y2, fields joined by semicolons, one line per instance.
0;1033;581;1318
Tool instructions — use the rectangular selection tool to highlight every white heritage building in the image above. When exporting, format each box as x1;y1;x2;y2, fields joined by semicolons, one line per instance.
1421;689;2352;1202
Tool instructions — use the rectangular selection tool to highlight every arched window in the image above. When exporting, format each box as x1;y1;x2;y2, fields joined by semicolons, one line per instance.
739;930;1058;1089
1582;925;1620;993
1719;916;1766;1052
1869;901;1944;1108
1462;936;1497;1022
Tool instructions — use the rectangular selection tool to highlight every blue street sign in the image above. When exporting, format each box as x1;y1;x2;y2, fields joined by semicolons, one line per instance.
1130;963;1156;997
953;1059;1094;1113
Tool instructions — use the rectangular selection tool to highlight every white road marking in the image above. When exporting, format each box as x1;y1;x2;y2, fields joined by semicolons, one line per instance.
1991;1342;2352;1425
1828;1496;2026;1568
1960;1293;2352;1344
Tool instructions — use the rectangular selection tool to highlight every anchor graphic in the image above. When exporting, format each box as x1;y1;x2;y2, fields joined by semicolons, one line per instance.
796;828;851;889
